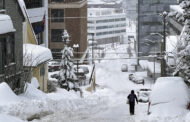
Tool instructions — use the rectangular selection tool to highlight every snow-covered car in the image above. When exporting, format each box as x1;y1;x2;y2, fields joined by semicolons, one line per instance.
121;64;128;72
137;88;151;103
48;61;60;72
148;77;190;116
51;74;59;79
128;73;144;85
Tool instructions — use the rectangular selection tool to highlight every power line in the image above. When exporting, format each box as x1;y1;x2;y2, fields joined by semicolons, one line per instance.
0;12;167;22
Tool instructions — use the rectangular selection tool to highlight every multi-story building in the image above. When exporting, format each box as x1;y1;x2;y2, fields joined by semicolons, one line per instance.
0;0;25;94
137;0;177;56
88;8;126;45
24;0;48;47
48;0;87;59
88;0;123;8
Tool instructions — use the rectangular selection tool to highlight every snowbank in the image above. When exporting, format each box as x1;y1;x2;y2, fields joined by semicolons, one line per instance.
147;61;161;73
23;44;52;67
24;83;47;99
150;77;189;117
0;14;15;34
139;60;148;70
0;82;19;105
0;114;24;122
31;77;40;88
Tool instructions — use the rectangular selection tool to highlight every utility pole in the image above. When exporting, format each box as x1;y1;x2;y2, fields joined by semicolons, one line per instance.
161;11;167;77
91;33;94;64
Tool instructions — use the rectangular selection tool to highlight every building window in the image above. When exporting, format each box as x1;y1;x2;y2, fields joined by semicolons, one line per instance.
0;0;4;9
51;9;64;22
7;34;15;63
51;29;63;42
0;37;6;74
32;22;44;45
0;33;15;73
51;0;64;2
24;0;43;9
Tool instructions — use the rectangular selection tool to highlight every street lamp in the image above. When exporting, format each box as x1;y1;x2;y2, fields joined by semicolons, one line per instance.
73;44;79;78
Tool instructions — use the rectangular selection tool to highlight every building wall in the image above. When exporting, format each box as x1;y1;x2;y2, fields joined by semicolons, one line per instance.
32;63;48;92
137;0;177;56
48;0;87;58
3;0;25;94
87;9;126;45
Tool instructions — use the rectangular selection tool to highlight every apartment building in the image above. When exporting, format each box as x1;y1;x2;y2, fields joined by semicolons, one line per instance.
88;8;126;45
48;0;87;59
24;0;48;47
137;0;177;56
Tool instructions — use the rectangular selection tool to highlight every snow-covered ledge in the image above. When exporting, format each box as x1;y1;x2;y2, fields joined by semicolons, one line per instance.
0;14;15;34
23;44;53;67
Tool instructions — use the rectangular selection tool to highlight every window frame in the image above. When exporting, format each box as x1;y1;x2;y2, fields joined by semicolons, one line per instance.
24;0;43;9
51;9;64;22
51;29;63;42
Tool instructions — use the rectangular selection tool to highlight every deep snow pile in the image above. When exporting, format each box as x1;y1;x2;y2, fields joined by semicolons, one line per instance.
149;77;189;117
0;82;19;105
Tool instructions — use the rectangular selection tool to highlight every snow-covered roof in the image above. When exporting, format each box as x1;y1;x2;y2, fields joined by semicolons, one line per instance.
23;44;53;67
0;82;19;105
0;14;15;34
170;5;184;14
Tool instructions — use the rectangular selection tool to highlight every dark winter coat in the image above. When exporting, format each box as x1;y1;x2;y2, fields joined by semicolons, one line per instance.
128;93;138;105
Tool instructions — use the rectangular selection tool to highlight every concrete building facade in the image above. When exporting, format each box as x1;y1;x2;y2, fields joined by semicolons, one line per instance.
48;0;87;59
88;8;126;45
137;0;177;56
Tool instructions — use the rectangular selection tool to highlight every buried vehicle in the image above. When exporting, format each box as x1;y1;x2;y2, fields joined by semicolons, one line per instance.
137;88;151;103
128;73;144;85
148;77;190;116
121;64;128;72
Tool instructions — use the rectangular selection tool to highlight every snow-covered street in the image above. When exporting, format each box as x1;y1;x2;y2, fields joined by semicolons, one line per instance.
0;44;189;122
30;45;188;122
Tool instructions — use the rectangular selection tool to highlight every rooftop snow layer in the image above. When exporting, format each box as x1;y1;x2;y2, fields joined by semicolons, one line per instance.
0;14;15;34
23;44;52;67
